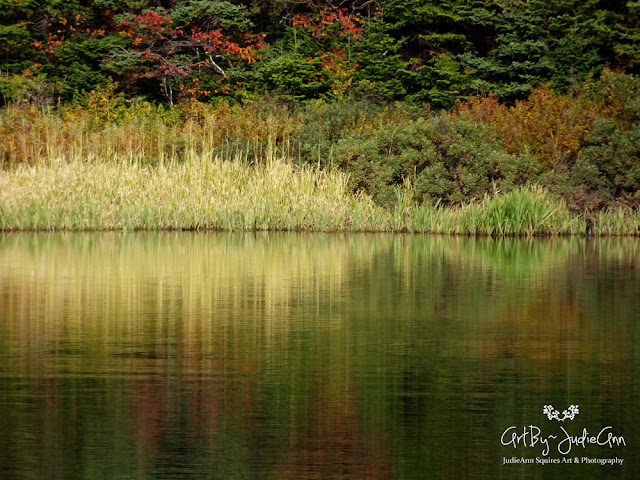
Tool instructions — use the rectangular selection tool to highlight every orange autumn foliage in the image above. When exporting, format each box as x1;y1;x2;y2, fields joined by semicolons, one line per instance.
454;85;600;169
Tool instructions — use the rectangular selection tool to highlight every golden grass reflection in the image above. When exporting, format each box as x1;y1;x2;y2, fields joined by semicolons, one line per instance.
0;233;638;480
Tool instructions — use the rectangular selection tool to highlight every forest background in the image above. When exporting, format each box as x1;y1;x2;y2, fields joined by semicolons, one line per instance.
2;0;640;224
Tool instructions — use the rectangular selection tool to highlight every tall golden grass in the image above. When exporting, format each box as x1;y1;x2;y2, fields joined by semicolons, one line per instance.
0;150;386;231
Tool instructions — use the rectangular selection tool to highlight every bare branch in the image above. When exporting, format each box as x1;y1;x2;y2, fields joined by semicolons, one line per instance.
207;54;226;76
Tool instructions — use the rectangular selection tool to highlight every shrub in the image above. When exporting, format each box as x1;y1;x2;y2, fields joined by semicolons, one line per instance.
454;84;598;169
411;117;541;205
282;102;541;206
570;120;640;209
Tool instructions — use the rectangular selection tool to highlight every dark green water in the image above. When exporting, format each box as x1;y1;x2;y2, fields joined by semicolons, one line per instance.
0;233;638;480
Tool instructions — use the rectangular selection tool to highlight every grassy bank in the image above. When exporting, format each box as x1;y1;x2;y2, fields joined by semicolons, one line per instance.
1;150;639;235
2;100;639;235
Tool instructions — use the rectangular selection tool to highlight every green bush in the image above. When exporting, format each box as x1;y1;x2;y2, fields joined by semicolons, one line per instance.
570;119;640;208
411;118;543;204
295;105;542;206
290;100;420;167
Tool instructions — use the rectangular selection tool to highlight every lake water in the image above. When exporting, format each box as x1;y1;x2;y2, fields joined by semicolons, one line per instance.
0;232;638;480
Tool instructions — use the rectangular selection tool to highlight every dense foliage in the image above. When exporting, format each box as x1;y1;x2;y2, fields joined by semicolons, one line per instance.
2;0;640;106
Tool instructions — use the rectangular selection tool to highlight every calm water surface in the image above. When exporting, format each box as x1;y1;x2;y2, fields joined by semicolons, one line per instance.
0;233;638;480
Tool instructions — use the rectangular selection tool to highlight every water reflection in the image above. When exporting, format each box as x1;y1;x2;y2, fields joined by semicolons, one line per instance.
0;233;638;479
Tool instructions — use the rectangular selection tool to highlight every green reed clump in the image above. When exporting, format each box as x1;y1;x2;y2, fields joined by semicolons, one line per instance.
457;186;580;236
397;185;610;236
592;207;640;236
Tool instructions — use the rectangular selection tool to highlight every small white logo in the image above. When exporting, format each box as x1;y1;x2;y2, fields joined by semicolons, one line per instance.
543;404;579;421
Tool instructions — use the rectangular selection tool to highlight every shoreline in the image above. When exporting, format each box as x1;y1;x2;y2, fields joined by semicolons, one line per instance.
2;155;638;236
